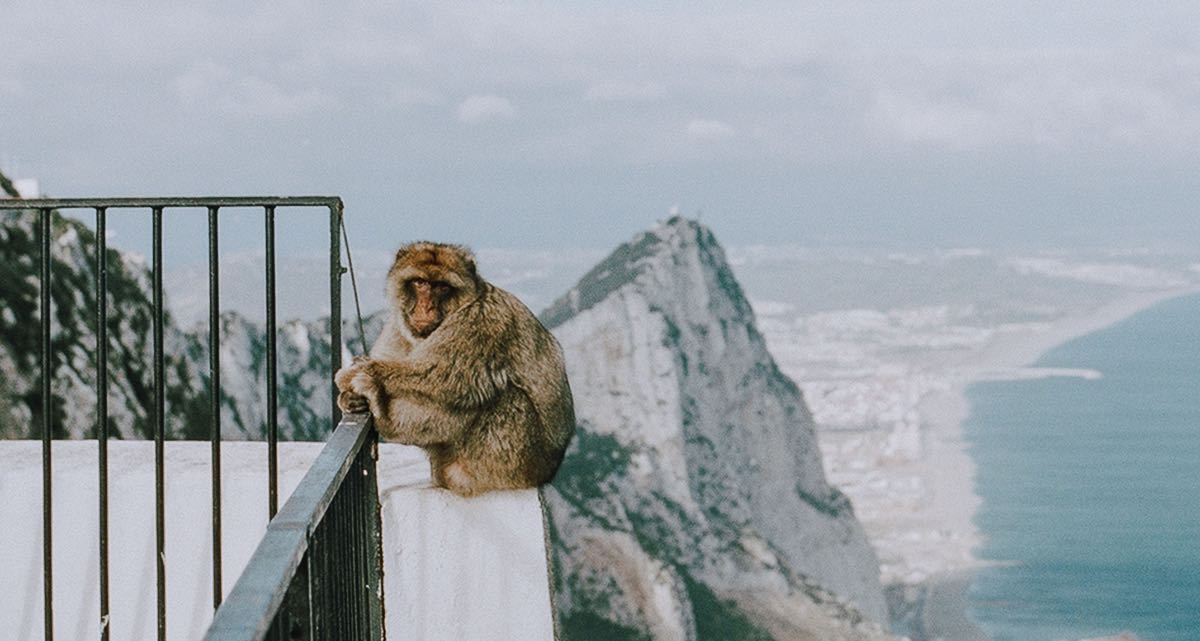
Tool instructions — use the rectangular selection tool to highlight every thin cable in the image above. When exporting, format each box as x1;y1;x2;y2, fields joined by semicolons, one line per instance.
339;215;370;355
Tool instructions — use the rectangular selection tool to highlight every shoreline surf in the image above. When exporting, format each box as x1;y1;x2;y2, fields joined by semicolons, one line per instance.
912;285;1200;640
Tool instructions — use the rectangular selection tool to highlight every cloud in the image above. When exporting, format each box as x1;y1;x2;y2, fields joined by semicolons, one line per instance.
384;84;445;107
1008;257;1189;289
174;61;230;103
6;1;1200;250
584;81;667;102
173;61;338;118
0;73;23;98
685;118;736;140
863;50;1200;151
456;94;515;124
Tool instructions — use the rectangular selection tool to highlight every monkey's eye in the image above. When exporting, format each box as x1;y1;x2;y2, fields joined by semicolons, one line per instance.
432;282;451;294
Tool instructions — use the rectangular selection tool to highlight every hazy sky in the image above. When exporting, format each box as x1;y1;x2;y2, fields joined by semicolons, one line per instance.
3;1;1199;258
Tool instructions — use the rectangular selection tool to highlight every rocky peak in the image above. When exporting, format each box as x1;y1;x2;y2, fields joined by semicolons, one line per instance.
542;216;752;329
543;217;891;639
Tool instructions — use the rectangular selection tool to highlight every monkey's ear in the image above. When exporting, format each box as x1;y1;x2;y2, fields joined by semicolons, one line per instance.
454;244;478;278
394;244;413;264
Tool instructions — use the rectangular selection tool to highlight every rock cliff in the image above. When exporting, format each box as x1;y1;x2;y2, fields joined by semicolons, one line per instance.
543;217;892;640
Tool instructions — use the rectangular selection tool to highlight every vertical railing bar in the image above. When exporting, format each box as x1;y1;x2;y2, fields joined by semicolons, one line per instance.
344;496;352;637
368;432;385;641
354;494;360;636
363;471;371;639
266;205;279;518
208;205;223;609
336;496;345;635
96;206;111;641
345;494;352;633
329;202;343;425
152;206;166;641
40;207;54;641
355;461;366;638
306;551;317;641
343;490;350;636
352;461;361;635
346;474;355;636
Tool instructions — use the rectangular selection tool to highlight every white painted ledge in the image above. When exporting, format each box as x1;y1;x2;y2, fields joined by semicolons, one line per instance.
0;441;555;641
378;445;556;641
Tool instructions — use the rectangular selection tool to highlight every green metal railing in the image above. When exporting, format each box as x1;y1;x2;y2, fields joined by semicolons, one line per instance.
203;413;385;641
1;197;383;640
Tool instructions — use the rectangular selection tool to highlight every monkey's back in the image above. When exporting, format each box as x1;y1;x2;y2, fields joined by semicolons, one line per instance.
456;286;576;490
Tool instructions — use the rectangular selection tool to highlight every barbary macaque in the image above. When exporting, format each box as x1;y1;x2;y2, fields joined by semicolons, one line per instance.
335;242;575;496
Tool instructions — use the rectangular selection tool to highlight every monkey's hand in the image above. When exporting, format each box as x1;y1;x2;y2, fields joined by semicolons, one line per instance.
335;361;372;415
338;389;370;414
336;360;388;420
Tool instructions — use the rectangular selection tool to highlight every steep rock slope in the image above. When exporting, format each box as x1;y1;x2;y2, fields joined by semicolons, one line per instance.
180;312;339;441
0;208;209;439
543;217;891;640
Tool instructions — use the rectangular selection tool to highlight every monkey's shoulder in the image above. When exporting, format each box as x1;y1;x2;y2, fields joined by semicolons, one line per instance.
370;315;415;361
469;284;537;330
480;283;532;314
464;285;562;364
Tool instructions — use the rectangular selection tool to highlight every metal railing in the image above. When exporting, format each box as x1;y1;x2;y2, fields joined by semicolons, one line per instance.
0;197;384;640
204;413;384;641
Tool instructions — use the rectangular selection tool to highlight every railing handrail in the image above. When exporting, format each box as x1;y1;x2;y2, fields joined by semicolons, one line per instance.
0;196;343;209
204;413;378;641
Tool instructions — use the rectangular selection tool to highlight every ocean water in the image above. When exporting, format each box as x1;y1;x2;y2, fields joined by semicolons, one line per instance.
965;293;1200;641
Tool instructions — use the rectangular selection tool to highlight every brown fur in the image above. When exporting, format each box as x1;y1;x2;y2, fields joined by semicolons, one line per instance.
335;241;575;496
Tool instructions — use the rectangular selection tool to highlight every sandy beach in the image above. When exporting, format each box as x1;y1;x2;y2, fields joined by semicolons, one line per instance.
911;286;1200;640
741;249;1200;639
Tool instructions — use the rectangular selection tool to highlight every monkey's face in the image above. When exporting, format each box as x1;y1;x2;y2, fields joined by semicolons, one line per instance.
388;241;480;338
404;277;454;337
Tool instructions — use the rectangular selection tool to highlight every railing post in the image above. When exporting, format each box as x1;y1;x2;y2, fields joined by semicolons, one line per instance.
330;201;343;425
152;206;167;641
96;206;111;641
266;205;279;517
40;206;54;641
209;205;224;610
365;431;385;641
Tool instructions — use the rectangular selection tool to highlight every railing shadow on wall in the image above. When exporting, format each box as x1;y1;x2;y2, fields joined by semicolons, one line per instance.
0;197;384;641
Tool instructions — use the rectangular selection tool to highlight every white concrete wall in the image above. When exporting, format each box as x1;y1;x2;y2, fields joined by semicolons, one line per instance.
0;440;555;641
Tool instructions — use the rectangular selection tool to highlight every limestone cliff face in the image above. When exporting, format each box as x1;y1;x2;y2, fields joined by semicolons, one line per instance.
181;312;337;441
0;208;208;439
542;217;892;640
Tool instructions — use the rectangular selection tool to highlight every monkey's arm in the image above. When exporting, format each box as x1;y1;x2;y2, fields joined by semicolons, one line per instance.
338;292;517;442
338;358;484;444
354;298;513;410
349;349;506;409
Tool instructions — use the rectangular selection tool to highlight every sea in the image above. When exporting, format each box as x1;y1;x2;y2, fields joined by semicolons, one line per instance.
964;292;1200;641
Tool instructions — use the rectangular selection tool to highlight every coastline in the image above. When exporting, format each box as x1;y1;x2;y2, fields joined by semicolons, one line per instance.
913;285;1200;640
